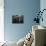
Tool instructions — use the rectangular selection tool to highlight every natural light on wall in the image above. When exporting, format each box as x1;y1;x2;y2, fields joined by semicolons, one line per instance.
0;0;4;42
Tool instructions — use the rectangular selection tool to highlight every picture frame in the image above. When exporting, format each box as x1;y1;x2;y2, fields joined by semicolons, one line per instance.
12;15;24;24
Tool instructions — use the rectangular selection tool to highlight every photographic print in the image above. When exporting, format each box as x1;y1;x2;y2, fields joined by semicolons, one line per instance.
12;15;24;24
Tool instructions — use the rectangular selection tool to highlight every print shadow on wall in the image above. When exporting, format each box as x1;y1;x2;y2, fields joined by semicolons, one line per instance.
12;15;24;24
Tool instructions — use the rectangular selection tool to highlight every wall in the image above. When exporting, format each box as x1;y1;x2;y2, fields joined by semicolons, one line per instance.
40;0;46;45
40;0;46;26
0;0;4;41
4;0;40;42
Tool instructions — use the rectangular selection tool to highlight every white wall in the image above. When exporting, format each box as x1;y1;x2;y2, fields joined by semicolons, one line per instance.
40;0;46;26
0;0;4;42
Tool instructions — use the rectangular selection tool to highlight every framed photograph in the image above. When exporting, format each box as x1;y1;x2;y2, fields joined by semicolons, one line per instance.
12;15;24;24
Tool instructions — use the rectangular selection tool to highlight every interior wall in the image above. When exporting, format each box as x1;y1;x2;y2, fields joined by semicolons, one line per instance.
40;0;46;26
40;0;46;45
4;0;40;42
0;0;4;42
